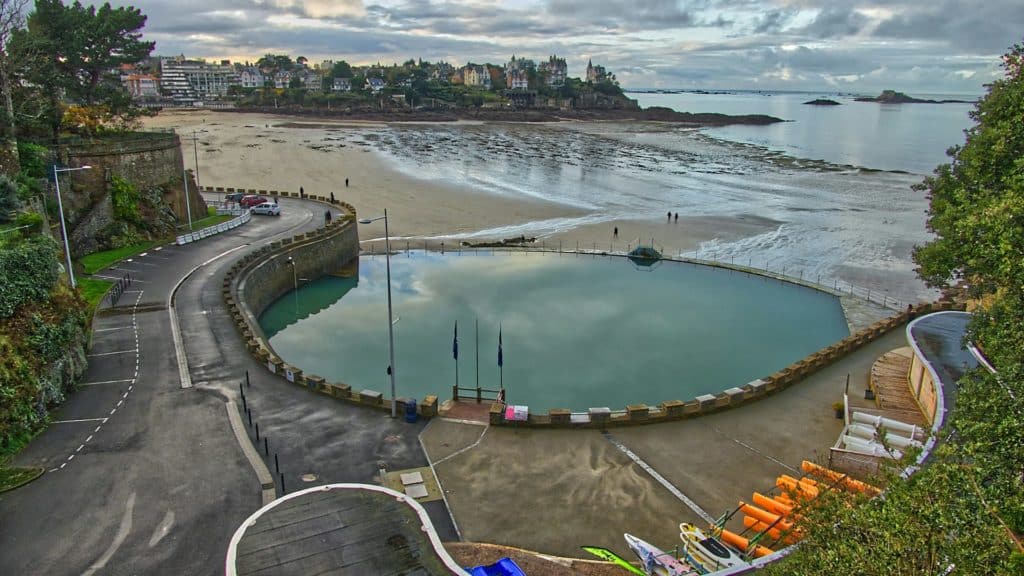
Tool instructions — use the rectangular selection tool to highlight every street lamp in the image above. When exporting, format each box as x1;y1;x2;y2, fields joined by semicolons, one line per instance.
286;256;298;314
189;129;208;194
52;164;92;289
358;210;397;418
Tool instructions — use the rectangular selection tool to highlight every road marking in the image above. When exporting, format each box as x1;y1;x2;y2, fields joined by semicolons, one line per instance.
148;510;175;548
86;435;93;442
94;426;102;433
139;252;148;257
603;431;715;524
76;444;84;452
83;492;136;576
117;400;123;407
109;408;117;416
67;454;74;461
122;391;129;399
92;275;149;282
88;349;139;357
128;385;133;391
94;327;129;332
59;463;66;469
52;418;108;424
80;379;133;386
49;468;58;473
154;246;162;251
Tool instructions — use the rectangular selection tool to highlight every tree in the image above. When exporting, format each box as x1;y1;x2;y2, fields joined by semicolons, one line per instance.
765;41;1024;575
330;60;352;79
11;0;154;141
0;0;27;176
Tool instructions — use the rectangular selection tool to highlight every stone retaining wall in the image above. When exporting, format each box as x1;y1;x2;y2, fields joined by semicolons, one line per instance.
222;191;439;418
488;300;961;429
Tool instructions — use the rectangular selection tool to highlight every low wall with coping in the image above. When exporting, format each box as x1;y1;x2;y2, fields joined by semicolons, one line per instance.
222;191;439;418
488;300;962;429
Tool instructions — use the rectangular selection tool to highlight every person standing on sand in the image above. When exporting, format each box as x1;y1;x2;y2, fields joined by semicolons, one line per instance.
345;178;349;187
667;211;671;220
614;226;618;238
675;212;678;222
300;186;304;198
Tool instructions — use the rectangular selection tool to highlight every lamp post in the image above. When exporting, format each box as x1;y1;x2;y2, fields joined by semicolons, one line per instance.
189;129;208;195
181;162;193;231
358;210;397;418
52;164;92;289
286;256;298;314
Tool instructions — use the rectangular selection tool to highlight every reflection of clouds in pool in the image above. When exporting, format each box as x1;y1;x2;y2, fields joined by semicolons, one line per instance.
264;253;849;411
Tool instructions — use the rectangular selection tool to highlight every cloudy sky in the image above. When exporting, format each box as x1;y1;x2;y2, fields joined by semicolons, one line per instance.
107;0;1021;94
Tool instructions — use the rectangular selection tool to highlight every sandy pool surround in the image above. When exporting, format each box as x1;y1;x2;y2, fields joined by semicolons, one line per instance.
223;191;957;425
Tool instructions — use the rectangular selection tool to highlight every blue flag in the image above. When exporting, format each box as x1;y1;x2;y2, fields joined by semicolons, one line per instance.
453;321;458;360
498;326;503;367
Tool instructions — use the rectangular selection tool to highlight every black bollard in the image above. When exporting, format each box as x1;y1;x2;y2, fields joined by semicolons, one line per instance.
247;408;252;427
255;422;260;442
274;453;280;474
241;393;246;412
280;473;285;495
264;437;269;456
246;370;250;388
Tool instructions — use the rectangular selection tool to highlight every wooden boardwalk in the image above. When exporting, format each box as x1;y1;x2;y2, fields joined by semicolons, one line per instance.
868;347;928;427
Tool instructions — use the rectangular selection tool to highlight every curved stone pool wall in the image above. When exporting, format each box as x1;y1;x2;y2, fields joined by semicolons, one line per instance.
222;189;960;427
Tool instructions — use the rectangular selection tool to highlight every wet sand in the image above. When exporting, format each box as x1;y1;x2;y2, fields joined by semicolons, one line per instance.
144;109;783;254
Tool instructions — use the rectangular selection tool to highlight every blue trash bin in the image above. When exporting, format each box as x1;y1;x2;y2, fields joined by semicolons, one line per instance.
404;398;418;423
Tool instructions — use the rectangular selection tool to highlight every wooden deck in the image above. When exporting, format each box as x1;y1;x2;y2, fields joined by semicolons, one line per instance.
868;347;928;427
438;399;493;423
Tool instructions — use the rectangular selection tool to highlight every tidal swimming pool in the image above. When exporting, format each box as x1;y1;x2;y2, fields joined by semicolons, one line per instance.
259;251;849;412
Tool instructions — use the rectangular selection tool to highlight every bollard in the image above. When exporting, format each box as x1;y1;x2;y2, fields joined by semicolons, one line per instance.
280;473;285;495
255;422;260;442
241;393;246;412
247;408;252;427
246;370;250;388
264;437;269;456
275;453;280;474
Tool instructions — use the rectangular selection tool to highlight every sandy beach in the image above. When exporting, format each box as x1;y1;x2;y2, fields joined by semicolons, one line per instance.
145;109;780;254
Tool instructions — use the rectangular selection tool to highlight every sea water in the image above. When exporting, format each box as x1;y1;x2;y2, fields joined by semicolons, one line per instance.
261;251;849;412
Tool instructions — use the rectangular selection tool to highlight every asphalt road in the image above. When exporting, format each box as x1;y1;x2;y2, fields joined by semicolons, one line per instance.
0;197;383;575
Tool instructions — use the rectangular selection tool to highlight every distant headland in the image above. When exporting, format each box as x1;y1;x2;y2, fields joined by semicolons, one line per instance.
854;90;972;104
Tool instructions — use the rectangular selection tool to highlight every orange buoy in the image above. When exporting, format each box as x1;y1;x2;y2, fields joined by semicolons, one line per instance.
718;528;774;558
742;516;802;544
753;492;793;517
801;460;881;496
739;502;795;532
777;475;819;500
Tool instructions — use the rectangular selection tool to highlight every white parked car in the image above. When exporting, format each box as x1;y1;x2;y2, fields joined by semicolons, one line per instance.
251;202;281;216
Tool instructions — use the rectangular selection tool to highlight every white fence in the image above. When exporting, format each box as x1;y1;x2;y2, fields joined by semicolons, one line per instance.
176;210;251;245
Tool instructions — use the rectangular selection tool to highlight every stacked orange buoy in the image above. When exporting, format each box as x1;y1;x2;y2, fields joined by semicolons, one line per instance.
716;461;880;556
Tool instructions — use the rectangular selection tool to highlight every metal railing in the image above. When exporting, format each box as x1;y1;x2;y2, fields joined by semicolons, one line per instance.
361;240;913;312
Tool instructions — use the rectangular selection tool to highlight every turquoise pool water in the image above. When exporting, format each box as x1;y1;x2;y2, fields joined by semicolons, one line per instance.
260;251;849;412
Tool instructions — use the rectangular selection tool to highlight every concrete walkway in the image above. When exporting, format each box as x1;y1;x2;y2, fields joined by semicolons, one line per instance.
420;327;910;559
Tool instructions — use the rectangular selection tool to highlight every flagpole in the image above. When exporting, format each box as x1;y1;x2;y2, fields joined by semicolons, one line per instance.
454;320;459;396
498;324;504;397
475;317;479;391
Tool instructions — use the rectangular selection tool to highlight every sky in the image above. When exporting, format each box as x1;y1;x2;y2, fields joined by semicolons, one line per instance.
106;0;1022;94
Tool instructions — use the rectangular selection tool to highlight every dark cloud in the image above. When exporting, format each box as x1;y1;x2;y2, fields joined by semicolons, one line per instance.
95;0;1013;93
752;9;796;34
799;6;868;38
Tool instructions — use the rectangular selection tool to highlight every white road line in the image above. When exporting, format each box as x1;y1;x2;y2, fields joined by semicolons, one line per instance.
76;444;84;452
88;349;139;357
122;391;129;399
128;385;133;391
109;408;117;415
154;246;162;251
80;379;133;386
139;252;148;257
67;454;74;461
86;435;93;442
60;463;66;469
94;327;129;332
117;400;123;407
94;426;102;433
92;275;149;282
50;468;59;473
83;493;136;576
52;418;108;424
603;432;715;524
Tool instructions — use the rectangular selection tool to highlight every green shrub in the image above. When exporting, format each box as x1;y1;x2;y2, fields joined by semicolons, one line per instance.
0;175;19;223
0;236;61;318
14;211;43;234
110;175;140;222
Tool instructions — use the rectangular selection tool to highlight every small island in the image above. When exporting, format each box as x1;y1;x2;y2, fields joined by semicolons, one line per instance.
804;98;841;106
854;90;971;104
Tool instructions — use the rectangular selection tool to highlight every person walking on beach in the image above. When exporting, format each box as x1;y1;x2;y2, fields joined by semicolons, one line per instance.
614;226;619;238
330;191;335;203
345;178;349;187
667;211;671;221
674;212;678;222
300;186;304;198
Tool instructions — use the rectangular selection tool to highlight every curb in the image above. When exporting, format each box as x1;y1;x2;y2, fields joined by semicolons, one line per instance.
225;401;276;506
0;466;45;494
